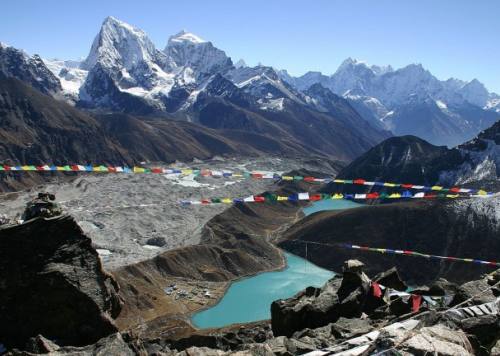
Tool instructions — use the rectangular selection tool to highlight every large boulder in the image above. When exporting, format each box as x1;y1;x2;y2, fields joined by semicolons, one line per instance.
0;216;122;348
397;324;474;356
271;260;381;337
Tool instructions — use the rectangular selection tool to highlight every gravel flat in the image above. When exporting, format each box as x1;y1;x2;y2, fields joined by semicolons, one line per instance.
0;156;338;270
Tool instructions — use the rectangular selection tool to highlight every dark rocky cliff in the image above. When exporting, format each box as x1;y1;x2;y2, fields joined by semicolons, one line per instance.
0;216;122;348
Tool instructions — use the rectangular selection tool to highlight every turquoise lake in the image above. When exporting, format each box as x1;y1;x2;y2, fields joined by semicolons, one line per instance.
303;199;363;216
191;199;363;329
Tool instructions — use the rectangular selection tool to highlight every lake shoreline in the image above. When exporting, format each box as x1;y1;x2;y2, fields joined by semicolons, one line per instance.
189;199;362;330
191;251;334;329
187;247;288;330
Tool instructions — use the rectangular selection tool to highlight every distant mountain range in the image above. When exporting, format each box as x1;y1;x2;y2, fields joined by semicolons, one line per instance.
280;59;500;147
1;15;499;163
0;17;392;164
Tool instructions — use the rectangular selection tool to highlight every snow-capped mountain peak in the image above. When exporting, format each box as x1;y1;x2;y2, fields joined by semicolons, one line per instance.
458;78;490;107
164;30;232;77
169;30;206;44
234;59;247;69
80;16;165;71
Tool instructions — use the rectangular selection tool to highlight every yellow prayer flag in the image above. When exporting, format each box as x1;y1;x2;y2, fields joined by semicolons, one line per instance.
277;196;289;201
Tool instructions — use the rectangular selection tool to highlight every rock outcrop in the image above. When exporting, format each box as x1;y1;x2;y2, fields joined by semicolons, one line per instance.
3;257;498;355
271;260;380;337
0;216;122;348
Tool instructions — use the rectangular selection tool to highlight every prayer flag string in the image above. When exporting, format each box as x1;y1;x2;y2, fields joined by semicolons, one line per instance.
292;240;500;267
0;164;492;196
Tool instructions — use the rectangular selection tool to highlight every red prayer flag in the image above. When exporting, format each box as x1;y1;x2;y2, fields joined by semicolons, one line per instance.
367;192;380;199
401;184;413;189
411;294;422;313
424;194;437;199
151;168;162;174
201;199;210;204
254;196;265;202
353;179;366;185
310;194;322;201
3;166;11;171
36;166;45;171
70;165;79;171
304;176;315;182
450;187;460;193
371;282;382;298
108;166;117;173
252;173;263;179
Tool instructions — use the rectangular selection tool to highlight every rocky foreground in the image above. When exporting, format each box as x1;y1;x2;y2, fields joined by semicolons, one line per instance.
1;214;499;355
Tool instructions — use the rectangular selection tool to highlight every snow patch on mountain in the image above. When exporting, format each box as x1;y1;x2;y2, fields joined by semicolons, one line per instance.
44;59;88;99
435;100;448;110
258;97;285;111
486;98;500;113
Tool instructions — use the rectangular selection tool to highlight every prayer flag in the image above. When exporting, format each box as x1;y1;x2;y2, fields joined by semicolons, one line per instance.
298;193;310;200
244;196;255;202
411;295;422;313
372;282;382;298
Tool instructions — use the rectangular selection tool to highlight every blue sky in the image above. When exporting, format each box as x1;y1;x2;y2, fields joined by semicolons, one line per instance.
1;0;499;92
